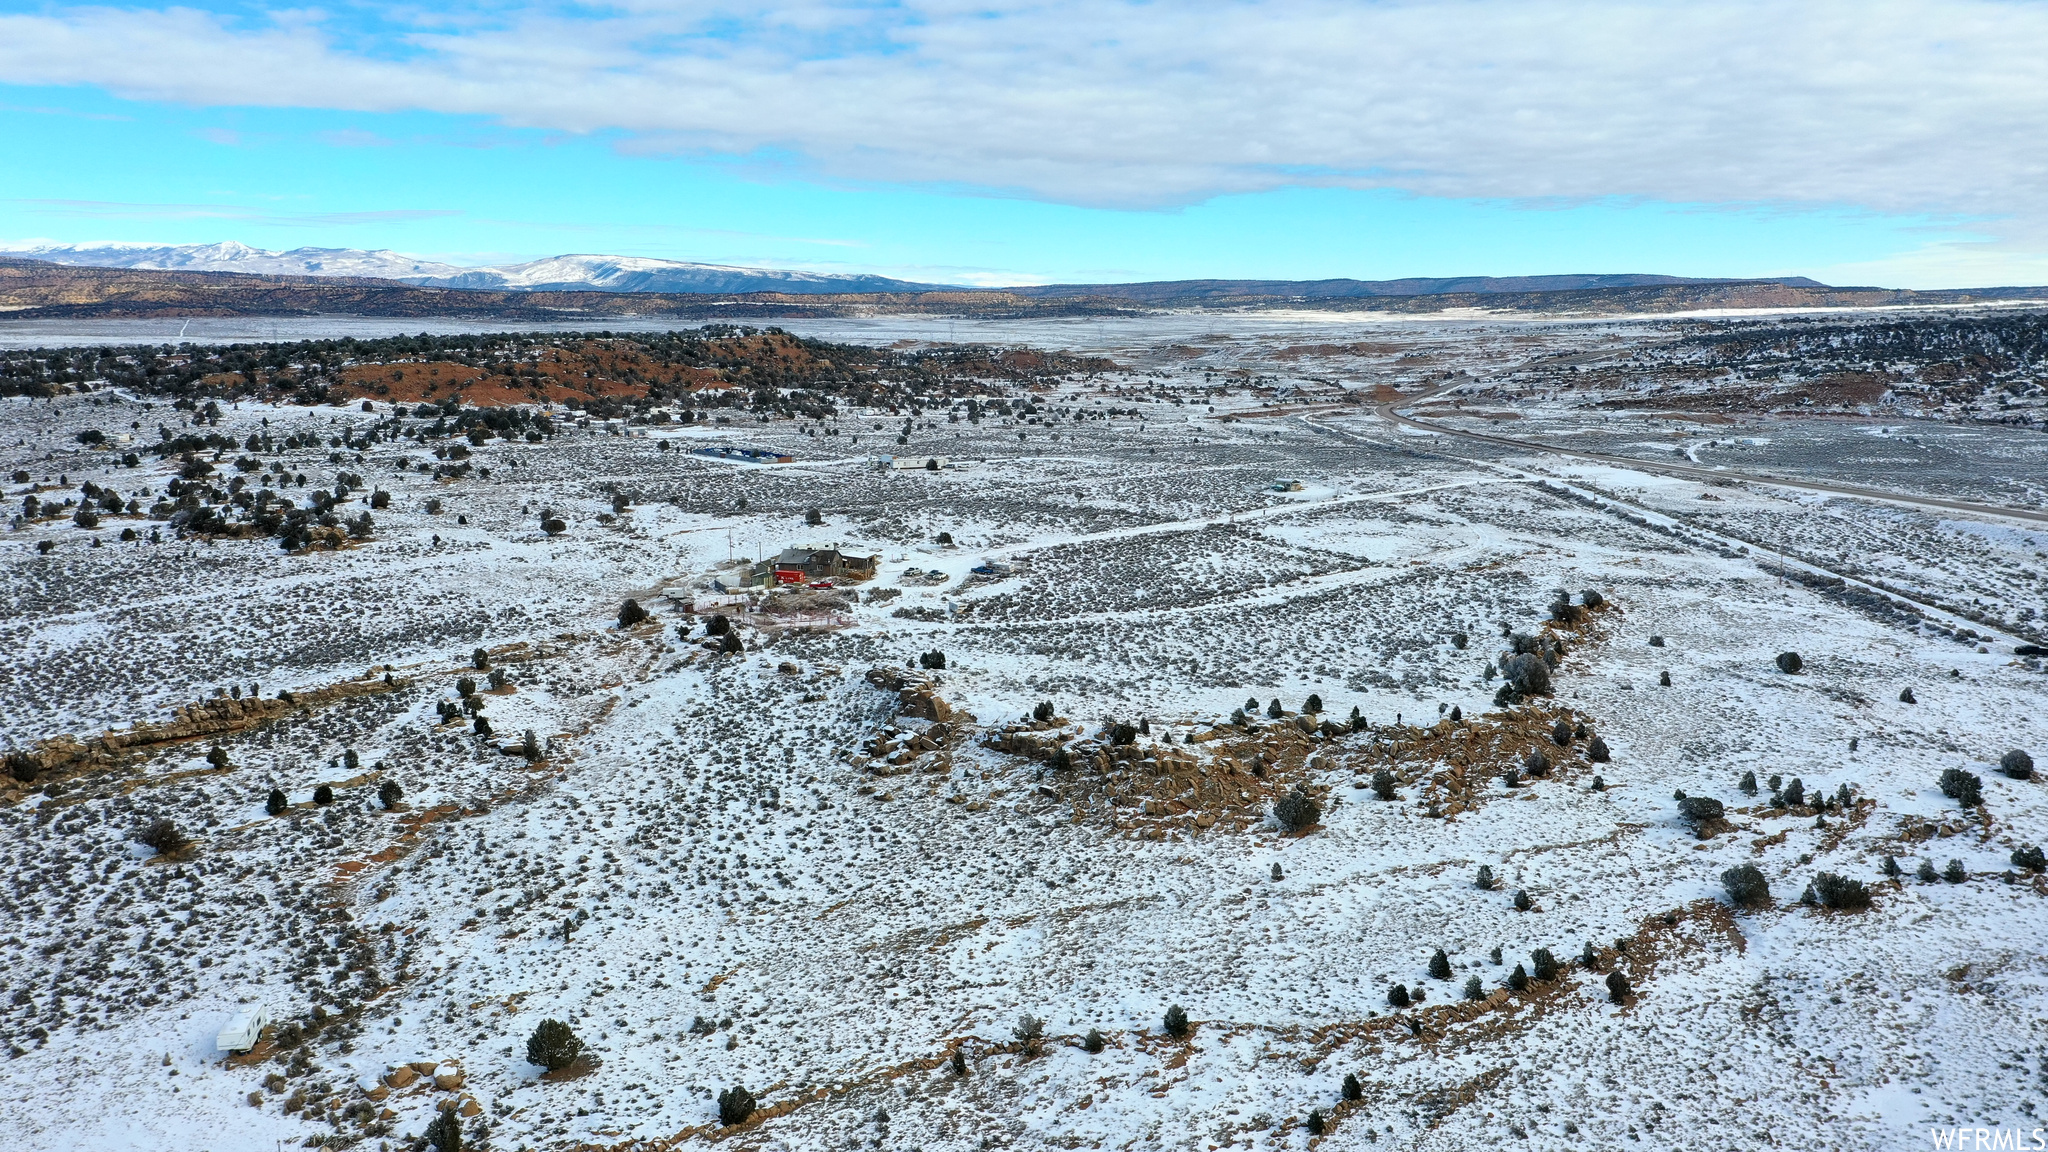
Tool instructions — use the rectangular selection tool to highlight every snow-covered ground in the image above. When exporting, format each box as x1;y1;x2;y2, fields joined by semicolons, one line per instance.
1;320;2044;1152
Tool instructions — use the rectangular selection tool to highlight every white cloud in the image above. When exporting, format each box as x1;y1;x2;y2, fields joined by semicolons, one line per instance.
2;0;2045;234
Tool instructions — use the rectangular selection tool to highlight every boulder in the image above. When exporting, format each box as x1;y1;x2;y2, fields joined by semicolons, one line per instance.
434;1071;465;1092
384;1066;418;1089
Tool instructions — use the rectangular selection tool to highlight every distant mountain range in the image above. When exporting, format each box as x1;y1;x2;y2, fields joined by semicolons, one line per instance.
0;242;948;295
1;241;1831;299
7;255;2044;325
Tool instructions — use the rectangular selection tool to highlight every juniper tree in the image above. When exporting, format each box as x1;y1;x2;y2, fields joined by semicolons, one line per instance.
717;1085;756;1126
2001;750;2034;780
1489;945;1503;964
456;676;478;698
2012;845;2046;872
472;647;490;671
1267;698;1284;719
1273;787;1321;831
1524;749;1550;777
1882;855;1902;879
1917;859;1940;883
526;1019;583;1070
1304;694;1322;714
1678;796;1724;827
1343;1072;1363;1101
618;598;649;628
1721;863;1770;907
1349;705;1364;732
1463;975;1484;1000
1429;948;1452;980
520;730;541;761
1531;948;1559;982
488;669;509;691
1943;859;1967;884
313;784;334;806
1580;940;1599;969
426;1107;463;1152
1371;768;1397;801
1271;863;1284;881
1938;768;1983;808
1513;889;1532;911
1739;770;1757;795
1163;1005;1189;1037
266;788;287;816
1307;1109;1327;1136
1083;1029;1105;1053
1582;589;1604;609
1552;721;1572;747
951;1048;969;1075
1245;698;1259;715
1814;872;1873;909
1508;964;1528;991
1013;1014;1045;1055
1033;701;1055;722
1590;775;1606;791
1387;983;1410;1007
1502;652;1551;696
1775;652;1803;674
1782;778;1805;808
379;780;403;810
1606;971;1630;1003
1900;688;1917;704
206;745;230;769
1658;671;1671;687
1475;865;1495;891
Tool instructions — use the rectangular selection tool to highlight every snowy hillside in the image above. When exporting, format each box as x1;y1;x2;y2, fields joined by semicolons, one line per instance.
0;242;947;294
0;313;2044;1152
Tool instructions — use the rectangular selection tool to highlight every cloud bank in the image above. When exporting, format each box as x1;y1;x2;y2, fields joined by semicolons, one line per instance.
0;0;2042;232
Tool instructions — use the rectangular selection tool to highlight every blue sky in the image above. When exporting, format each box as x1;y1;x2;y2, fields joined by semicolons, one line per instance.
1;1;2044;288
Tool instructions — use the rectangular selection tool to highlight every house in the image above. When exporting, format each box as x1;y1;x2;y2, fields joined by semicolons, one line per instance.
754;547;879;583
1271;479;1304;492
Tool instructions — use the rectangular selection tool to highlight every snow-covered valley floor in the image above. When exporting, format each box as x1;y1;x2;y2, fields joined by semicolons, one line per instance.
2;320;2045;1152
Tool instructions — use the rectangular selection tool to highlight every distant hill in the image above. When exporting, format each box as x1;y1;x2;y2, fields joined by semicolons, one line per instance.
0;243;949;296
0;256;2041;323
1;242;1836;299
1006;273;1829;301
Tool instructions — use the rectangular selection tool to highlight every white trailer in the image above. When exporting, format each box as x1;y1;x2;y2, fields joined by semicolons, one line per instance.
215;1003;271;1054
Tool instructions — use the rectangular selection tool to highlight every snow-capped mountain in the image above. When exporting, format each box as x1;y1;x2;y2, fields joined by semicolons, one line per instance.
0;242;948;295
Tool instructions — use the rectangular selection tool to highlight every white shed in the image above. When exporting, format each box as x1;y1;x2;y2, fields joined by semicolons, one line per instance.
216;1003;272;1054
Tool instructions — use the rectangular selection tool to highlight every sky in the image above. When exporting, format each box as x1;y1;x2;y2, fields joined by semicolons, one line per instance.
0;0;2045;288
